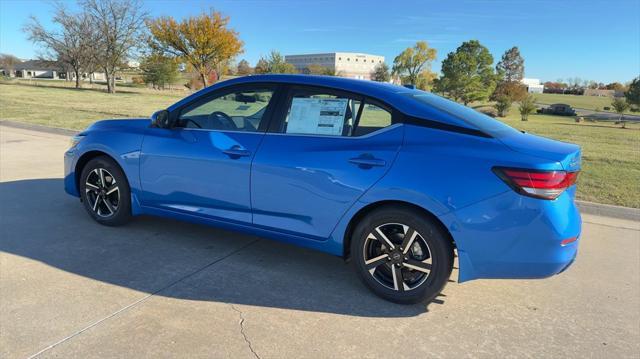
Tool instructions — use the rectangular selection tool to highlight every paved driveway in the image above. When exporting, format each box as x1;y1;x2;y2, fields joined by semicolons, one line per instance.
1;125;639;358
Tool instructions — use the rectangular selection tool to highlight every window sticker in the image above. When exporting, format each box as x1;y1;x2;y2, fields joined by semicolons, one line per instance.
286;98;348;136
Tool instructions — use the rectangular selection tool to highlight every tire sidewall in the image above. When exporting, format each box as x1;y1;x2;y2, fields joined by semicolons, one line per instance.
351;206;453;304
79;156;131;226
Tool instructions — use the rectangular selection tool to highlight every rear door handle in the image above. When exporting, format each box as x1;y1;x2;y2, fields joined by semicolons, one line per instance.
222;146;251;159
348;156;386;169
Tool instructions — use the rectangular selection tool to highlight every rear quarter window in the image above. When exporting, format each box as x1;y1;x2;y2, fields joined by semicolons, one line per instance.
407;91;520;137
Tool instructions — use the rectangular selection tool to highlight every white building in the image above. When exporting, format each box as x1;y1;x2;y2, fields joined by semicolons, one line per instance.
521;78;544;93
285;52;385;80
1;59;106;82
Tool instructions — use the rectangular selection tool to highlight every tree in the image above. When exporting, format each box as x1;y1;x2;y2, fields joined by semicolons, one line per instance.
492;81;528;102
0;53;21;75
518;94;536;121
435;40;498;105
496;46;524;82
147;9;242;89
140;53;179;89
605;82;626;92
237;59;252;75
253;51;297;74
392;41;437;86
494;95;512;117
267;51;296;73
305;63;334;75
24;4;95;89
493;46;526;101
415;70;437;91
567;77;583;89
254;58;269;74
371;62;391;82
625;77;640;108
81;0;148;93
611;97;629;128
582;80;596;89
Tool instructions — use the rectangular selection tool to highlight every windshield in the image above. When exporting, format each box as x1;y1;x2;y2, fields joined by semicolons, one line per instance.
406;92;520;137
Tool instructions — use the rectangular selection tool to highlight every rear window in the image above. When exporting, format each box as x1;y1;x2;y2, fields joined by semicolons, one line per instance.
406;92;520;137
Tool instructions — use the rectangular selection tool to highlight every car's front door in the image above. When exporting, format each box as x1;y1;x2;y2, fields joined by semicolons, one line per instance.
140;84;279;224
251;85;403;239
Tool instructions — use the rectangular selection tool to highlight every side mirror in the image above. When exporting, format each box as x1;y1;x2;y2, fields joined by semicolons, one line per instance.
150;110;171;128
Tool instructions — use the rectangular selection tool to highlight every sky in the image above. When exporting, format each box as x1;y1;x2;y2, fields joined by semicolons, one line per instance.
1;0;638;83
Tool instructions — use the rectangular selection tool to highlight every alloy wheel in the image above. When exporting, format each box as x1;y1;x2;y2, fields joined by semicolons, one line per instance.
362;223;432;292
84;168;120;218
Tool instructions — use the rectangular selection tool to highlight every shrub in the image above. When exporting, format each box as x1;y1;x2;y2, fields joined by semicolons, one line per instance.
493;95;512;117
131;76;144;85
479;107;498;117
519;94;536;121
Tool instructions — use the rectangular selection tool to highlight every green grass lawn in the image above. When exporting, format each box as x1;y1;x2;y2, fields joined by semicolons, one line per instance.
534;93;636;114
0;82;183;129
1;82;639;208
497;106;640;208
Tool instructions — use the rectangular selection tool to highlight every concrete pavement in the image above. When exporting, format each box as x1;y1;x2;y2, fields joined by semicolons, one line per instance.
1;125;639;358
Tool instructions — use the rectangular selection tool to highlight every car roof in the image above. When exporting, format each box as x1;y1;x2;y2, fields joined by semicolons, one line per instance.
222;74;406;96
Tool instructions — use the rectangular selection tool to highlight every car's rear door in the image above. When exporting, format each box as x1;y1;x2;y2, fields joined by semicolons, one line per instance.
139;84;280;224
250;85;403;239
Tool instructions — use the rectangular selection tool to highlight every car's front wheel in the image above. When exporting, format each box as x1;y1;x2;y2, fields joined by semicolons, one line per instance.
351;205;454;304
79;156;131;226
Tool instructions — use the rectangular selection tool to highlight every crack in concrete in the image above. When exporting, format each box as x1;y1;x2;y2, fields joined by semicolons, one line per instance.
26;239;261;358
230;304;260;359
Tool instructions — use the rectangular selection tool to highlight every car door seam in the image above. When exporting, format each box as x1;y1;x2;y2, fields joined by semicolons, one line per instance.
326;125;406;239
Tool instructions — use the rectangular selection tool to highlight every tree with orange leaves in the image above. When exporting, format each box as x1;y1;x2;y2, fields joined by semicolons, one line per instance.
147;9;243;88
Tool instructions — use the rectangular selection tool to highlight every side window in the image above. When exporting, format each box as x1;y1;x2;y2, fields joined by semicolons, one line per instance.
280;89;362;137
178;88;275;132
353;101;393;137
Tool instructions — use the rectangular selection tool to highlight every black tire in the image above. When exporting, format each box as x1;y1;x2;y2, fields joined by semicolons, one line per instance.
79;156;132;226
350;205;454;304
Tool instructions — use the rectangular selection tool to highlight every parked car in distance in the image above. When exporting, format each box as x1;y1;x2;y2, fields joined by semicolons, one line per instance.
537;103;577;116
64;75;582;304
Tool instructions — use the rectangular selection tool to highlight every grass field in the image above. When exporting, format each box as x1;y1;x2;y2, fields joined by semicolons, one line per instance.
1;82;639;208
498;108;639;208
534;93;636;114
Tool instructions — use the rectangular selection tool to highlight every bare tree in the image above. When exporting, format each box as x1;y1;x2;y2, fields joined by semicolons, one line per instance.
81;0;148;93
24;4;95;88
0;53;21;76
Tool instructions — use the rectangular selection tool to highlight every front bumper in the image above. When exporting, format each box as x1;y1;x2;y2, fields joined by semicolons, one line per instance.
64;149;79;197
444;187;581;282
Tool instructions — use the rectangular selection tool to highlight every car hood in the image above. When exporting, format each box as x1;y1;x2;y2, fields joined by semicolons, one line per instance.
83;118;150;133
498;131;581;171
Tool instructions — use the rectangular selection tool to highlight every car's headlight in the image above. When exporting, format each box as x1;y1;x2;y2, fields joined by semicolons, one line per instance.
69;134;86;149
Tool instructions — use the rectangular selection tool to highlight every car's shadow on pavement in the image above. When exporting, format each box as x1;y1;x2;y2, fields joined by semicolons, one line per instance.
1;178;442;318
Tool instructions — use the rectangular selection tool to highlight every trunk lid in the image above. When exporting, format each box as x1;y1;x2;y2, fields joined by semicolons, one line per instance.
498;132;581;171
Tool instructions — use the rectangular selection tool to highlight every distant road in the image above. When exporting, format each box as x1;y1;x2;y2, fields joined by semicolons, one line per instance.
535;103;640;122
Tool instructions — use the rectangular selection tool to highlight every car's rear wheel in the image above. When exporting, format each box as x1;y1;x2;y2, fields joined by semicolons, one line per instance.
79;156;131;226
351;205;454;304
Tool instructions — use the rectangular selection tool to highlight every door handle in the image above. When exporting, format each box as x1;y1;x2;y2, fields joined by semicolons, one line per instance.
222;146;251;159
348;156;386;169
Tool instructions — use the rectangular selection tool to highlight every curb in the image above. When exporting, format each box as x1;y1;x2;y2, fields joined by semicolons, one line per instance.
0;120;79;136
576;201;639;221
2;120;639;221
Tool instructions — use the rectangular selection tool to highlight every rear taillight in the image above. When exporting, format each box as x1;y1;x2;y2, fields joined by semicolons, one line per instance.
493;167;579;200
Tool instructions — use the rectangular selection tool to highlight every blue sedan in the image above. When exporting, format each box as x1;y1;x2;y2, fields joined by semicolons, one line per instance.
64;75;581;304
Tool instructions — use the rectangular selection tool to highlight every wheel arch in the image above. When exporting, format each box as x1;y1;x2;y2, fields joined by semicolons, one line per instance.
342;200;456;260
74;150;128;195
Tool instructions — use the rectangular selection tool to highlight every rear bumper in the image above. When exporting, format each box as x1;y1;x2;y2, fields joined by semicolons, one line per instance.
444;187;581;282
